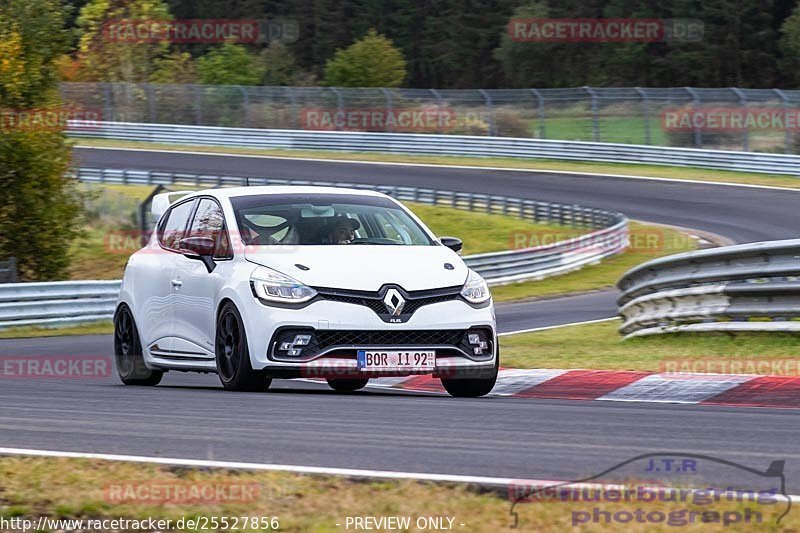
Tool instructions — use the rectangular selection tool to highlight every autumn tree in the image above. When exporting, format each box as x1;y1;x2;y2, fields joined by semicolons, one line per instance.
323;29;406;87
0;0;83;280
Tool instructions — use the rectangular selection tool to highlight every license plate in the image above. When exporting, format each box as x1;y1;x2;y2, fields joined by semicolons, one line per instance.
357;350;436;372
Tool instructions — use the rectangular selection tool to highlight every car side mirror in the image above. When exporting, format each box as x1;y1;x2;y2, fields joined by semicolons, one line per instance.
178;236;217;273
440;236;463;254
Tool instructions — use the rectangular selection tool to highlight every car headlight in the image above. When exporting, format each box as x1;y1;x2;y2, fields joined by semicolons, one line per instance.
460;269;491;304
250;266;317;304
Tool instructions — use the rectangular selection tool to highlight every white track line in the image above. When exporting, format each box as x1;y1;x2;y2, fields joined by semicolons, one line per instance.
2;446;799;505
76;145;800;193
499;317;619;337
0;446;514;486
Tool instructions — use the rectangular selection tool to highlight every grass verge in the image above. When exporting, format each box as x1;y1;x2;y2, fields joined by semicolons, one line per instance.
407;202;583;255
76;137;800;190
0;321;113;339
501;319;800;373
0;456;791;532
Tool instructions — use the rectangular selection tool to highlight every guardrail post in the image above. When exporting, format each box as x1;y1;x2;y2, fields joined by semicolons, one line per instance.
584;86;600;142
731;87;749;152
774;88;791;154
146;84;156;123
193;85;204;125
330;87;344;131
684;87;702;148
102;83;113;122
479;89;496;136
430;89;446;133
0;258;18;283
381;88;393;132
634;87;651;145
285;87;298;129
238;85;251;128
530;89;546;138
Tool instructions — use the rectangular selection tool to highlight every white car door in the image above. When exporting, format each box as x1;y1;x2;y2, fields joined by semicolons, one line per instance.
140;197;196;356
170;197;232;359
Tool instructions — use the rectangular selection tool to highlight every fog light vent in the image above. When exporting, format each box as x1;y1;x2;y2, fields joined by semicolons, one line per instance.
276;333;315;358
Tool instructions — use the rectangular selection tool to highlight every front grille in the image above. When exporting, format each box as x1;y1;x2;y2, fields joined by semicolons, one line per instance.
315;285;462;323
269;327;494;362
315;329;465;348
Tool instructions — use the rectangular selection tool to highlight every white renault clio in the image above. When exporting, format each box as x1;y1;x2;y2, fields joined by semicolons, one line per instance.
114;186;498;397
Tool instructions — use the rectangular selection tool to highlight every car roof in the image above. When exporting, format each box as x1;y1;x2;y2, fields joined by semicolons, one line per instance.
191;185;391;201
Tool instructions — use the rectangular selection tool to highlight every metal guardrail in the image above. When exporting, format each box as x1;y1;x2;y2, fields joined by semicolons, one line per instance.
61;83;800;153
0;258;17;283
0;170;627;329
617;239;800;337
69;122;800;176
0;281;120;329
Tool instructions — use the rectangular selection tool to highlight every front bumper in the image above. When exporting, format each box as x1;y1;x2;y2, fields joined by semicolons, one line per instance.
240;297;497;378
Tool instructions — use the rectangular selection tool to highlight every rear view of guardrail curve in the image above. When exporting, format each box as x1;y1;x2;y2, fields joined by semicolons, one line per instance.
70;122;800;176
0;171;628;329
617;239;800;337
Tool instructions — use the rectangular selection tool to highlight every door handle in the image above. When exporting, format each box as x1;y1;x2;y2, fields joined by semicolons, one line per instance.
171;279;183;288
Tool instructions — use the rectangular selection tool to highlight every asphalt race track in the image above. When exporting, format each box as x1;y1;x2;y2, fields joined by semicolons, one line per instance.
1;147;799;492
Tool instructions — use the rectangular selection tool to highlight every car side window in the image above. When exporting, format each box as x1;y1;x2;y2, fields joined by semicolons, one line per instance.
186;198;232;259
158;199;196;251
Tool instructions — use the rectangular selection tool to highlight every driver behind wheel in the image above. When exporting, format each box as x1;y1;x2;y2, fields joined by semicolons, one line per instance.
322;216;360;244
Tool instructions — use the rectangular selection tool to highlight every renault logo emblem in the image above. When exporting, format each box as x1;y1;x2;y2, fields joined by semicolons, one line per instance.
383;288;406;316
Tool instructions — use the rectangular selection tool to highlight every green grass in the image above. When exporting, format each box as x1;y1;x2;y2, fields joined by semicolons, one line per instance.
0;321;113;339
68;183;162;280
0;456;791;532
75;137;800;189
406;201;583;255
501;320;800;372
528;115;670;145
489;221;698;301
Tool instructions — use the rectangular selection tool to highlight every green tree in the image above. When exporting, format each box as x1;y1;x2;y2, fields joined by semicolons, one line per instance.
197;42;265;85
260;42;302;85
151;50;196;83
0;0;82;280
780;1;800;84
493;1;552;87
74;0;173;82
323;29;406;87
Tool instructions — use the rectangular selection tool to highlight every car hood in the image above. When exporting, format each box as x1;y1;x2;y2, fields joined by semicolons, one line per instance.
244;245;468;292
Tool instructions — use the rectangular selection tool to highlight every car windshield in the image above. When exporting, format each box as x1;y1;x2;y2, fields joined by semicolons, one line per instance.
230;193;435;246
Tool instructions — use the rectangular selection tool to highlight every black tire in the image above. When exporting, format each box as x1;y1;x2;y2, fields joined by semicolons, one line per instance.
114;305;163;386
441;355;499;398
215;302;271;392
327;378;369;392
